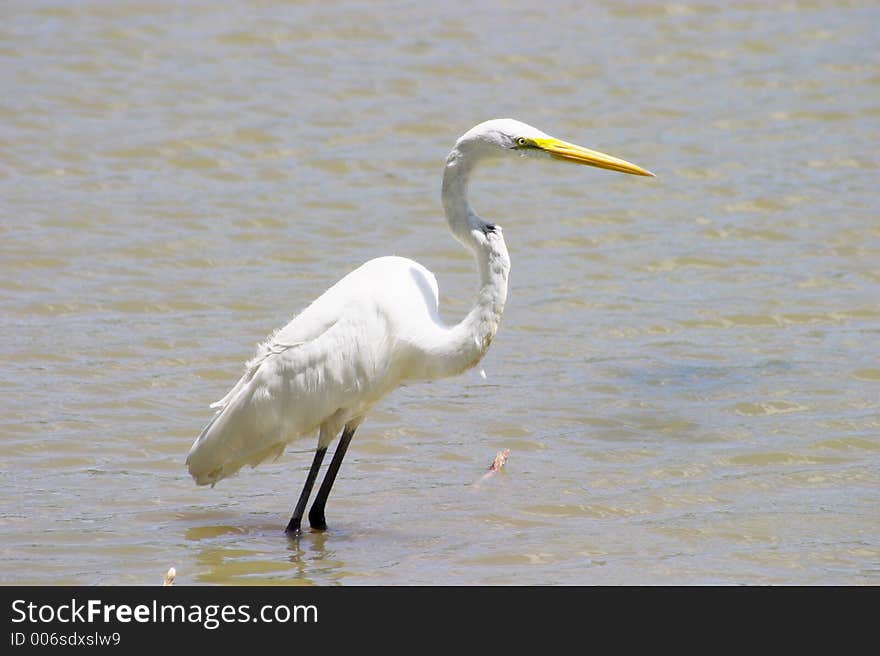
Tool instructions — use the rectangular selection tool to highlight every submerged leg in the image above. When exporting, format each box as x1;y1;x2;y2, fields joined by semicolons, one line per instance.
308;424;358;531
286;445;327;535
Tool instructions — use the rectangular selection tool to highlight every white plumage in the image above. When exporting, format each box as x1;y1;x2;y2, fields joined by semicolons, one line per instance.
186;118;652;533
187;256;443;485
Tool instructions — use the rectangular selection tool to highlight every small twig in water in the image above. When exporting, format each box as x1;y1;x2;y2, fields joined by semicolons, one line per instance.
473;449;510;489
487;449;510;473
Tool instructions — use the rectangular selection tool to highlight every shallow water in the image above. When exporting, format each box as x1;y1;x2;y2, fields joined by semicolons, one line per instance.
1;0;878;585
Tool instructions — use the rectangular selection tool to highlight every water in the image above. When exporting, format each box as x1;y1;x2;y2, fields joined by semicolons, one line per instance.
1;0;878;585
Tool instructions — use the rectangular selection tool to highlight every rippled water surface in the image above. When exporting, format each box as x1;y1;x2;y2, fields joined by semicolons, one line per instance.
1;0;878;585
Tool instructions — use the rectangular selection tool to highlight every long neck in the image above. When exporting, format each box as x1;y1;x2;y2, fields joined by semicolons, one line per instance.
419;145;511;380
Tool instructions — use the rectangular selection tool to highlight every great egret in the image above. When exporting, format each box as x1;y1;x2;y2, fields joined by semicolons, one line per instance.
186;118;653;534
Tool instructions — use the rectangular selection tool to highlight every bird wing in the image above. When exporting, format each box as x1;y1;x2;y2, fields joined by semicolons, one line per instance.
207;269;366;414
208;341;304;410
188;255;441;486
186;299;393;486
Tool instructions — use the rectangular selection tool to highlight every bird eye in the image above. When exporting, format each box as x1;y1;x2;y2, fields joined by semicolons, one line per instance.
516;137;528;147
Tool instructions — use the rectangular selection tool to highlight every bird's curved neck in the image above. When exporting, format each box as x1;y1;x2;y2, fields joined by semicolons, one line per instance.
420;145;510;379
442;147;478;245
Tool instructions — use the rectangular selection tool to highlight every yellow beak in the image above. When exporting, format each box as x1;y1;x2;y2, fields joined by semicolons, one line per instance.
533;137;654;177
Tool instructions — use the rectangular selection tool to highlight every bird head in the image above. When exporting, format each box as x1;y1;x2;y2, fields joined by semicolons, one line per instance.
456;118;654;177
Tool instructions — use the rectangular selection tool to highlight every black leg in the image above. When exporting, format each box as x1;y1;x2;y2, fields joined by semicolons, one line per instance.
308;424;357;530
286;446;327;535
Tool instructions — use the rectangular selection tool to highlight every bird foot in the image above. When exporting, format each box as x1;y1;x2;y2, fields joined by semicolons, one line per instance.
308;511;327;531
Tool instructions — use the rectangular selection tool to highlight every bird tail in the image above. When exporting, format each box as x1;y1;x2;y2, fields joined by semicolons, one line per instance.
185;369;286;487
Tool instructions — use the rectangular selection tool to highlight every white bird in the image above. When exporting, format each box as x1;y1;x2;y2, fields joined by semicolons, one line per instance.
186;118;653;534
